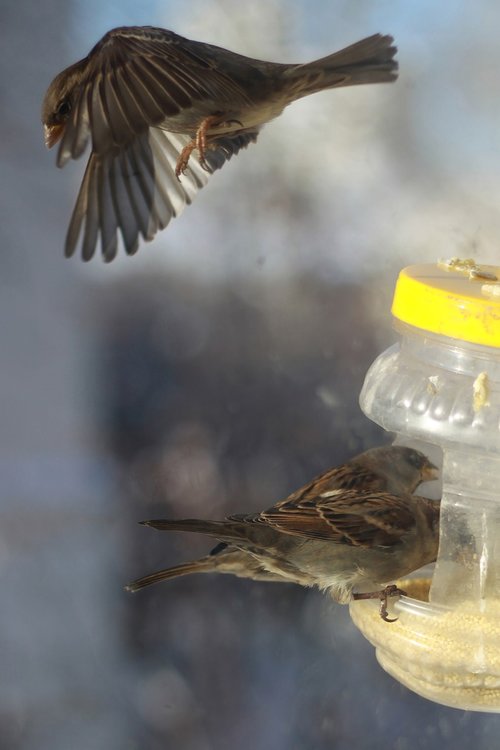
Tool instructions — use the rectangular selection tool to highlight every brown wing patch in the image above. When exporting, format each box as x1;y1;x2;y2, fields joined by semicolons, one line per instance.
274;462;389;509
248;490;416;549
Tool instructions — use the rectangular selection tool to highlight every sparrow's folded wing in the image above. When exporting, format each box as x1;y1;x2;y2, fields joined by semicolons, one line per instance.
241;490;417;548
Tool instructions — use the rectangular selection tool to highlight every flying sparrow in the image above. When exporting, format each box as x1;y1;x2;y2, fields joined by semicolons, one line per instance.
42;27;398;261
126;446;439;620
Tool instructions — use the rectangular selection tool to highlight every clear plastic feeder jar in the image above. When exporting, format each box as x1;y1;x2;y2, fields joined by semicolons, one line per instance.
349;261;500;711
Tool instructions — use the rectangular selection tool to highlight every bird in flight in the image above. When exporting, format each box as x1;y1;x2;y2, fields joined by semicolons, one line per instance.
42;27;398;262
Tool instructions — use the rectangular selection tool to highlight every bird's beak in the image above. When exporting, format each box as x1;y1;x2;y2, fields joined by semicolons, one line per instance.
422;461;440;482
44;123;64;149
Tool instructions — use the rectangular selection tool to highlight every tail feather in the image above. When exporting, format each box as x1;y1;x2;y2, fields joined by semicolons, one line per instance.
138;516;286;552
125;546;301;592
312;34;397;71
140;518;246;542
287;33;398;96
125;558;216;592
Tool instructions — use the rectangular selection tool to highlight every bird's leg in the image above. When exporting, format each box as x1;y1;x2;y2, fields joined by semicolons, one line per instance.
175;114;228;178
195;114;224;171
176;141;197;178
352;584;407;622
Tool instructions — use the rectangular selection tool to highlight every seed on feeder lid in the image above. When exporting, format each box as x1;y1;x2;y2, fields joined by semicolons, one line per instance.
437;257;478;273
481;283;500;298
437;258;498;282
469;268;498;281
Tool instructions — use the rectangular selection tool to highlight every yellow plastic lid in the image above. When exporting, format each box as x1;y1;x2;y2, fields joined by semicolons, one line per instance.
392;260;500;348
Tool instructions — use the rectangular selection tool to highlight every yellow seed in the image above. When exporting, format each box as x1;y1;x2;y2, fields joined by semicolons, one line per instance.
350;579;500;709
437;257;478;273
481;283;500;298
472;371;489;412
469;268;498;281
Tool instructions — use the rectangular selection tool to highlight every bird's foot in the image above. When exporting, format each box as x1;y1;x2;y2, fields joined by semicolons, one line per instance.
175;115;226;177
195;115;222;171
176;114;234;177
352;584;407;622
175;141;197;178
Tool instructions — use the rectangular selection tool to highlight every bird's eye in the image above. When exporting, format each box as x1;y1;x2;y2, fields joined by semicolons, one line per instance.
56;99;72;119
407;450;423;468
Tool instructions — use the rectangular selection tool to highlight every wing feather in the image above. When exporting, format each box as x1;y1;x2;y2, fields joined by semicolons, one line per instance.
57;27;255;164
64;128;258;260
239;490;417;548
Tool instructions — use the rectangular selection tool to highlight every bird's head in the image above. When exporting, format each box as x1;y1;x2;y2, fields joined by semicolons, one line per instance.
357;445;440;495
41;59;87;148
384;446;440;493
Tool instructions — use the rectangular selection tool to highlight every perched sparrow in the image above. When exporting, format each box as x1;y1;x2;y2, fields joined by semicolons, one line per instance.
42;27;398;261
126;446;439;620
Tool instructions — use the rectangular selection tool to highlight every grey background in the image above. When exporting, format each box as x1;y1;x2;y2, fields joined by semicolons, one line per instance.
2;0;500;747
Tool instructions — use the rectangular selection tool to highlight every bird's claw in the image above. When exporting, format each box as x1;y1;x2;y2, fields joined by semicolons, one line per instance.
379;584;407;622
352;583;407;622
198;154;211;172
175;143;195;179
176;114;228;177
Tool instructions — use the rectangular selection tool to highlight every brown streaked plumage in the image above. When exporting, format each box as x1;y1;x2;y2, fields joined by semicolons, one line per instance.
272;445;438;505
126;446;439;619
42;26;398;262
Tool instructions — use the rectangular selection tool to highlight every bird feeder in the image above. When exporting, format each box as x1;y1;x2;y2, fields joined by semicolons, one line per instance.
350;260;500;711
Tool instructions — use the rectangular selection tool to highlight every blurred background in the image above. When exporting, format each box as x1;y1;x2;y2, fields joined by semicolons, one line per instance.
3;0;500;747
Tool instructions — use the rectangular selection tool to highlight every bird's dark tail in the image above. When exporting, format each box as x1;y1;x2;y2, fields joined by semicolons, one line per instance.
286;33;398;97
138;518;249;542
125;557;217;592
